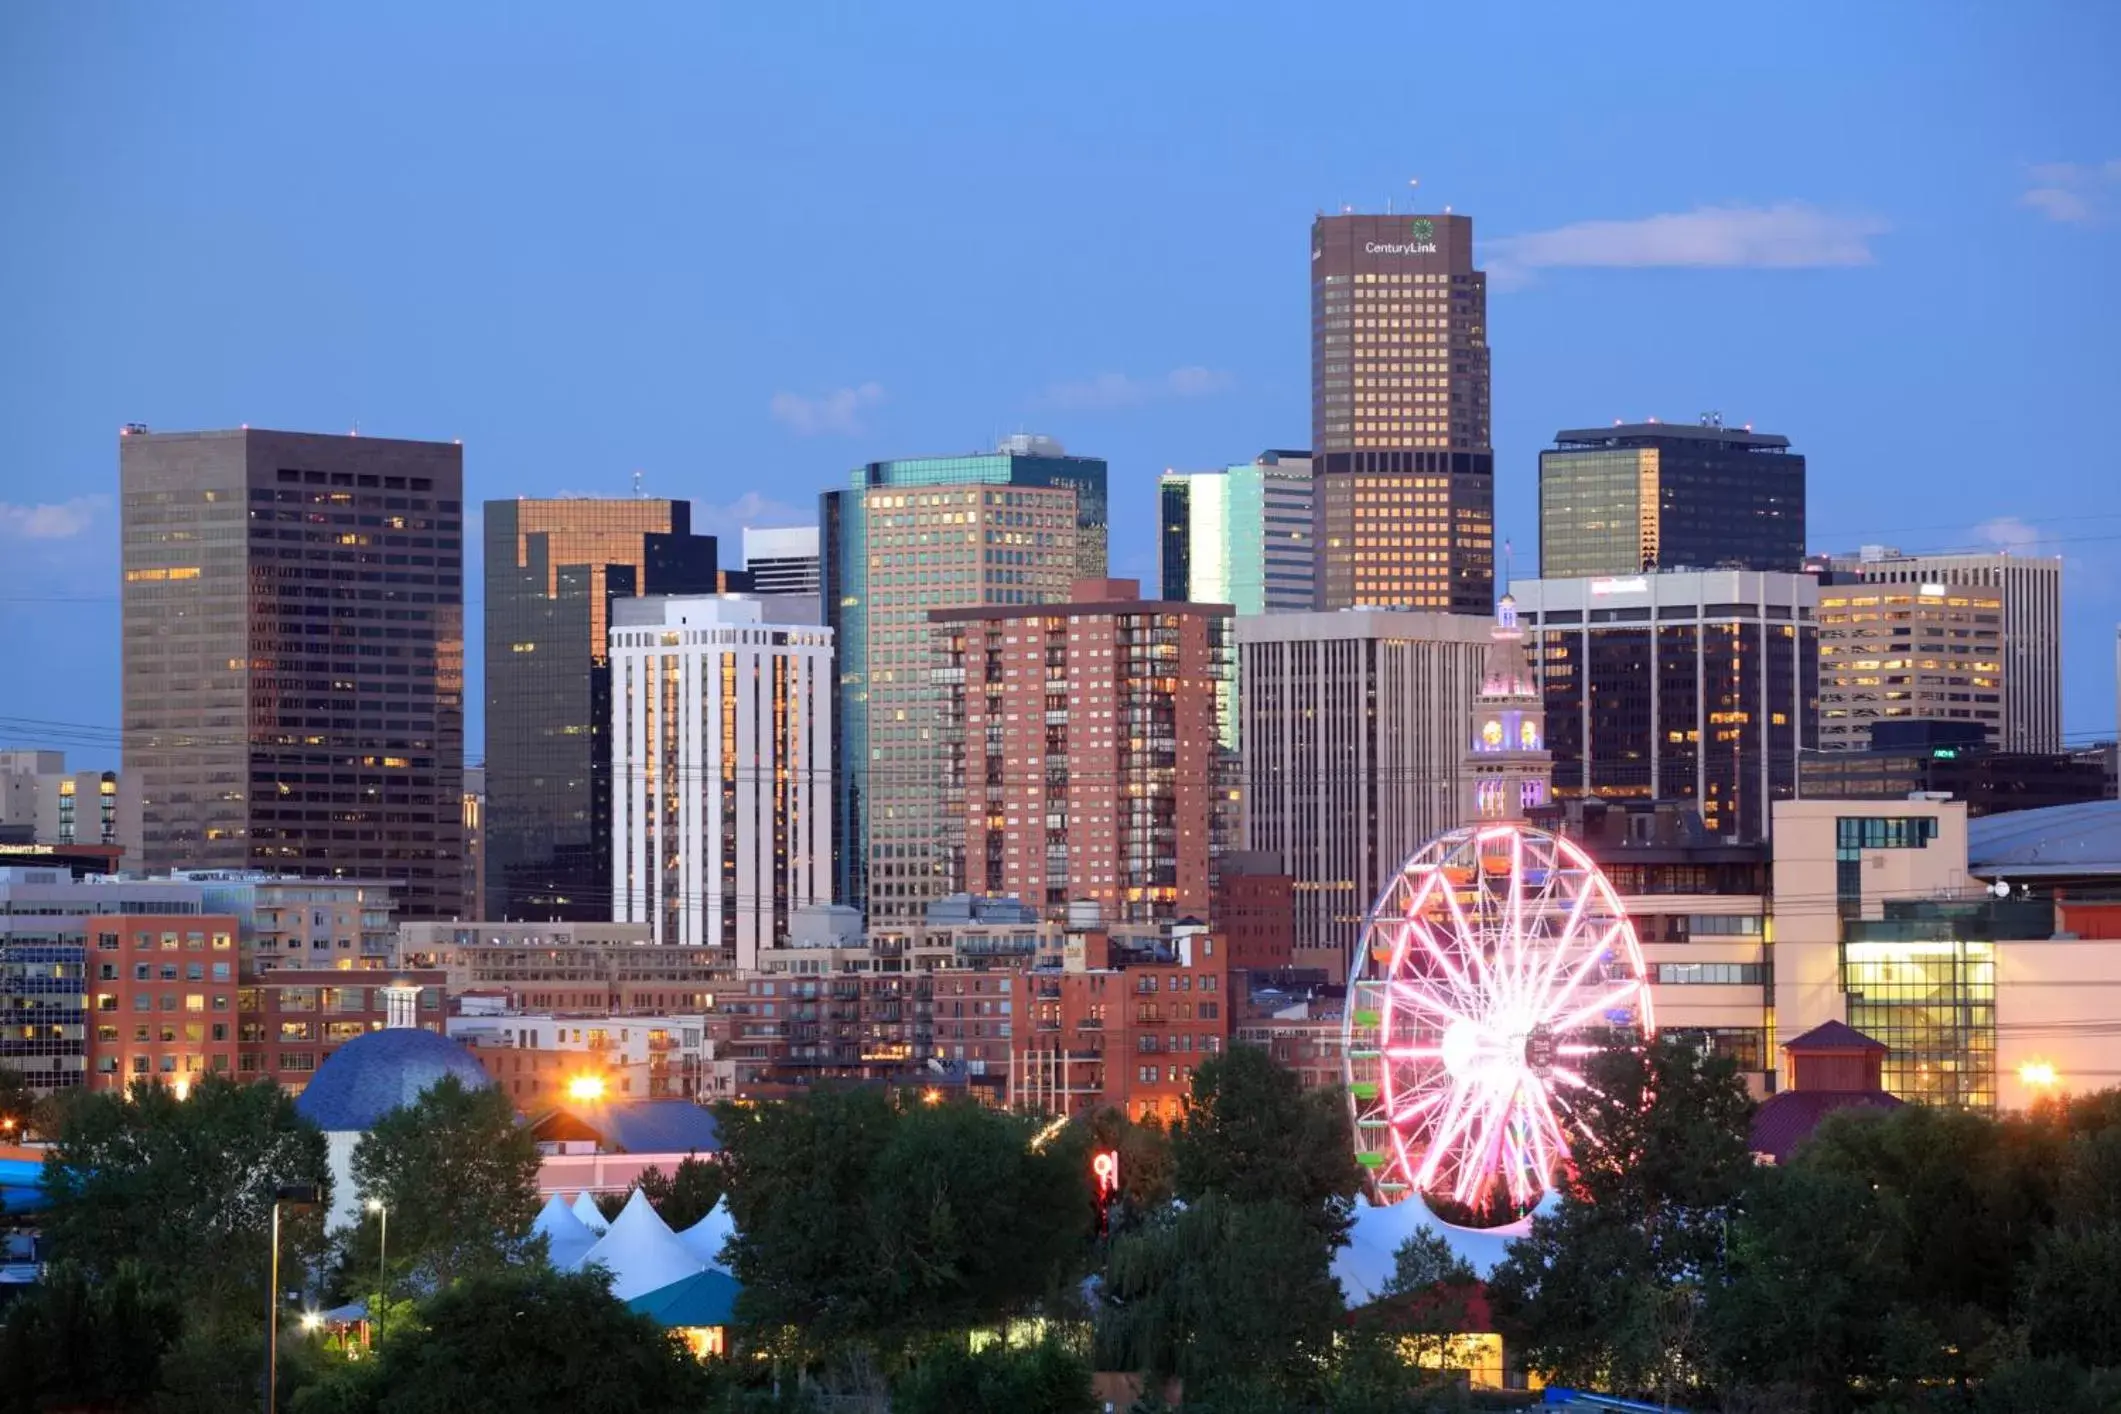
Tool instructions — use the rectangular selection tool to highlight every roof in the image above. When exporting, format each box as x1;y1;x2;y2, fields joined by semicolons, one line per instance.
1749;1090;1904;1166
291;1027;494;1132
1552;422;1792;451
532;1100;723;1156
1783;1020;1887;1054
577;1188;706;1302
1968;800;2121;879
628;1267;741;1329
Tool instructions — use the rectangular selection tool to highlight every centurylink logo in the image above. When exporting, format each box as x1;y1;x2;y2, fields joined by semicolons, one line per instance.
1411;218;1434;241
1364;215;1439;256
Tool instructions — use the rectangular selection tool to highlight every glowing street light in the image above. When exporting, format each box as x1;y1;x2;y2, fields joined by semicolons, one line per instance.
299;1310;323;1334
2019;1060;2059;1088
566;1074;607;1102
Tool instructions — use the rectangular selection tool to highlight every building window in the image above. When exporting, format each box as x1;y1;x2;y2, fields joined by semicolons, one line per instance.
1654;962;1768;986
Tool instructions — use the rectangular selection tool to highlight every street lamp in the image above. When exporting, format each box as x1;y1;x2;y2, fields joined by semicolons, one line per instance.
266;1183;319;1414
366;1198;389;1286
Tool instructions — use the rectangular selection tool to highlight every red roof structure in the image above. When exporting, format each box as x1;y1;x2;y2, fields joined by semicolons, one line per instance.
1748;1021;1903;1164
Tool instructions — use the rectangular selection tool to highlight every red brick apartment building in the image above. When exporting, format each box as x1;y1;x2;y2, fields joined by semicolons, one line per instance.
236;970;447;1092
85;913;241;1090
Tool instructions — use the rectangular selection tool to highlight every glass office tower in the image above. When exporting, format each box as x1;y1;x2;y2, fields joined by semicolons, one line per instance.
822;435;1107;925
1157;451;1315;615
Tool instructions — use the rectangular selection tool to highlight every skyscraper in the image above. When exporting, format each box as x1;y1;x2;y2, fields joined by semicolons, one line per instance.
1157;452;1315;614
121;427;466;918
1539;419;1806;578
1238;609;1492;976
1815;547;2062;753
1814;580;2005;749
822;436;1107;925
1310;212;1494;613
741;525;822;596
482;498;718;920
1513;570;1819;842
933;578;1232;925
609;596;833;968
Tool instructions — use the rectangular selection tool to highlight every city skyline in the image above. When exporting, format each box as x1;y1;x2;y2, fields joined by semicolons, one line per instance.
3;4;2118;766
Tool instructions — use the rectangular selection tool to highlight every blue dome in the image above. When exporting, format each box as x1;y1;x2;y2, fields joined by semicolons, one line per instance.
294;1027;495;1132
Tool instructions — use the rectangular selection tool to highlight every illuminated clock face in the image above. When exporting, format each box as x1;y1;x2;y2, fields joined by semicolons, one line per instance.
1520;720;1540;749
1482;720;1503;748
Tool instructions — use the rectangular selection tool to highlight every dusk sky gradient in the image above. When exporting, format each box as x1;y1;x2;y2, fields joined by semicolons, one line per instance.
3;3;2117;770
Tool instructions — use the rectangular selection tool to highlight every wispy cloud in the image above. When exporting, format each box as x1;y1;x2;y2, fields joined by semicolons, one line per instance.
1974;515;2056;557
0;495;107;540
769;382;885;437
1038;365;1234;412
1487;203;1889;289
2020;159;2121;224
690;492;814;540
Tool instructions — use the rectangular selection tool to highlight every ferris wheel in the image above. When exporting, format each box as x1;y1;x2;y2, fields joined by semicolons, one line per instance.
1343;823;1653;1221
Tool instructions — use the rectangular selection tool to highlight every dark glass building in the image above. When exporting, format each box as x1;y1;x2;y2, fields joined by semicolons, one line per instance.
120;427;466;918
1310;212;1494;613
1514;570;1819;843
1799;720;2111;818
482;499;718;921
1539;420;1805;578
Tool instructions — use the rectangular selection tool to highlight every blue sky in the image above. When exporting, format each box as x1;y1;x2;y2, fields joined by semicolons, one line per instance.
3;2;2117;770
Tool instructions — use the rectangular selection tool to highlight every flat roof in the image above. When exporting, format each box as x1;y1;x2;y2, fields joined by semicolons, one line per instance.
1552;423;1792;451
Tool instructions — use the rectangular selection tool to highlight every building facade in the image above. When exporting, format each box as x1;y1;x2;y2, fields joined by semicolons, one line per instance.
609;596;832;966
933;579;1231;926
1815;547;2061;753
1538;420;1806;578
1310;212;1493;614
1799;720;2109;816
397;920;719;1016
1465;597;1552;822
0;753;142;867
175;871;398;974
1514;571;1819;843
1157;452;1316;615
1815;577;2005;750
483;498;720;921
237;968;447;1092
822;436;1108;922
82;912;242;1092
1239;609;1492;975
120;427;466;918
741;526;822;596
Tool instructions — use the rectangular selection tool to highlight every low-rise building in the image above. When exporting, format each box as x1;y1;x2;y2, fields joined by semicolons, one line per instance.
399;921;718;1015
82;912;241;1091
238;969;447;1093
448;1007;711;1107
176;871;398;973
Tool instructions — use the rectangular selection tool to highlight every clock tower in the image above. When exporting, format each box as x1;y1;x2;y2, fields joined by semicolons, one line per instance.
1466;595;1551;822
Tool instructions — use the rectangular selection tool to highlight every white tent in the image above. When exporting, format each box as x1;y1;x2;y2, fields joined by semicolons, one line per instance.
1332;1191;1554;1304
571;1190;611;1236
578;1187;707;1301
533;1193;599;1272
674;1197;735;1272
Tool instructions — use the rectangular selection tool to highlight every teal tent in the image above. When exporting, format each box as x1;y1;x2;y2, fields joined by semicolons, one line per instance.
627;1268;740;1329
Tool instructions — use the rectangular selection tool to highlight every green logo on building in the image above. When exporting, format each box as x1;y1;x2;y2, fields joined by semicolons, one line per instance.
1410;218;1435;242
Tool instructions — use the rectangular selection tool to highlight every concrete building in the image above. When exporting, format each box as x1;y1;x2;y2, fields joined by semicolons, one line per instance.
1815;547;2062;753
397;920;717;1016
1799;720;2109;817
448;1007;711;1106
0;752;142;868
1310;212;1494;614
1538;419;1805;578
0;868;211;1093
482;498;720;921
609;596;832;966
173;870;398;974
740;526;822;597
237;968;447;1093
1813;575;2006;750
822;436;1108;922
1513;570;1819;843
933;578;1232;925
1239;609;1491;976
120;426;466;918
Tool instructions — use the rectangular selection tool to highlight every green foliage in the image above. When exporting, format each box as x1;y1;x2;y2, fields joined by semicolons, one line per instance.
1382;1229;1476;1298
40;1074;331;1322
718;1088;1091;1358
2020;1219;2121;1370
1171;1043;1360;1239
890;1339;1095;1414
0;1260;182;1412
291;1265;715;1414
639;1154;727;1229
1324;1322;1471;1414
1096;1193;1342;1403
1487;1035;1752;1401
347;1073;541;1290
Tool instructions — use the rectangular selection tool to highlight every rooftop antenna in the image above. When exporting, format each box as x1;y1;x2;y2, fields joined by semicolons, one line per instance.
1700;410;1724;429
633;469;644;499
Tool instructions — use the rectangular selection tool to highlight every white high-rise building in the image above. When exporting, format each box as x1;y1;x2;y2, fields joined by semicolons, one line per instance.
1238;609;1491;978
609;596;833;967
1818;547;2062;753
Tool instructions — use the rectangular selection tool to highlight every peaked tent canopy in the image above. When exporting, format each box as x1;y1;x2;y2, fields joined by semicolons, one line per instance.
674;1197;735;1272
533;1193;599;1271
578;1187;705;1301
628;1267;741;1329
1333;1191;1556;1303
571;1190;611;1236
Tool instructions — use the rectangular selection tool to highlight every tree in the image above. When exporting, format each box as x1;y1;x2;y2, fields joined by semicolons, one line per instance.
891;1340;1095;1414
2020;1219;2121;1370
719;1089;1091;1360
1096;1194;1344;1405
1170;1044;1360;1239
620;1155;726;1230
1382;1230;1475;1297
0;1065;35;1143
292;1265;714;1414
1487;1036;1751;1402
40;1075;331;1322
346;1073;541;1290
0;1260;181;1412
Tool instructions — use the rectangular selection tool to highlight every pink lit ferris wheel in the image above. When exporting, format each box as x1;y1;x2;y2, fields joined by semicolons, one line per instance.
1342;823;1653;1222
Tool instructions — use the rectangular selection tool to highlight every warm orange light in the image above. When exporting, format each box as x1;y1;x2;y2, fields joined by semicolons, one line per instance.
567;1074;607;1102
2019;1060;2059;1088
921;1087;943;1106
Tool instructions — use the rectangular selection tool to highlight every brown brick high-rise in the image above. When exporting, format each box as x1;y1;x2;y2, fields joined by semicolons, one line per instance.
121;428;466;919
933;579;1231;925
1310;212;1494;613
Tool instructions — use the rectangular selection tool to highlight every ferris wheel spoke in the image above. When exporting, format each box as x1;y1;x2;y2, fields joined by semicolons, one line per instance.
1525;920;1622;1025
1548;978;1644;1036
